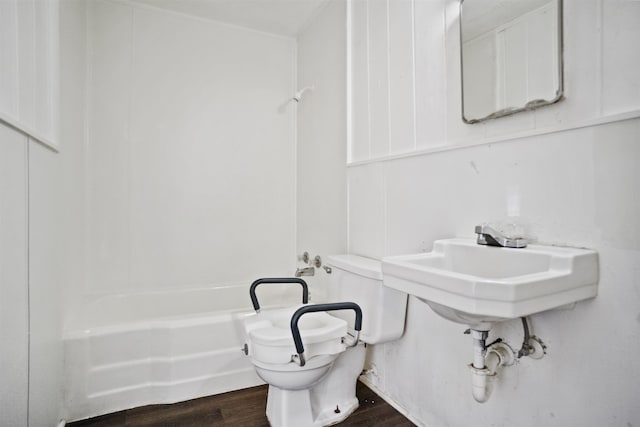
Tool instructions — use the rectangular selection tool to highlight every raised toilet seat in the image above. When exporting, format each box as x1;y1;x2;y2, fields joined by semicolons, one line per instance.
245;306;348;390
243;260;408;427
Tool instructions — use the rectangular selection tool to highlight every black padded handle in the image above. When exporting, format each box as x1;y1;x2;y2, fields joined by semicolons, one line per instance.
290;302;362;366
249;278;309;312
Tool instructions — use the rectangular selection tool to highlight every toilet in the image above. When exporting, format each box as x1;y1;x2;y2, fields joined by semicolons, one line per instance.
243;254;408;427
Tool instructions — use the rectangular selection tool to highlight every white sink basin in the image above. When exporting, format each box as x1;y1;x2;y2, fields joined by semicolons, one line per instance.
382;238;599;330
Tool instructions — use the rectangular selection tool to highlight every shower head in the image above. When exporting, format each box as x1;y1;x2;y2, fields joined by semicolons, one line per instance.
293;85;315;102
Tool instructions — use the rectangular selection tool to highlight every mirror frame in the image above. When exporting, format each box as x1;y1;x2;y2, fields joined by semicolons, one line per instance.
460;0;564;124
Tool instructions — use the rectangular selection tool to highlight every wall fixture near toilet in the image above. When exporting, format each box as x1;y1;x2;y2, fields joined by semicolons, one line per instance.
460;0;564;123
296;252;333;276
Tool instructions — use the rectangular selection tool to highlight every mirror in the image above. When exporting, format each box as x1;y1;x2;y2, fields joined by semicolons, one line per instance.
460;0;563;123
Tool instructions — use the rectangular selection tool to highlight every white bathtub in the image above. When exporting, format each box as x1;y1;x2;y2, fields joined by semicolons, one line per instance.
64;283;304;422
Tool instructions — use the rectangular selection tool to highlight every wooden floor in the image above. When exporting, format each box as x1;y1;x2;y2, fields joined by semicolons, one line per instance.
68;381;415;427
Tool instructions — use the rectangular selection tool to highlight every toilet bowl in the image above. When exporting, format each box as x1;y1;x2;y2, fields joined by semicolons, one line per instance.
243;255;408;427
252;353;338;391
245;306;347;390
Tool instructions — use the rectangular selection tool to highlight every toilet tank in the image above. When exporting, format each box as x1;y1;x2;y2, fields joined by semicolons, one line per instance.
326;254;408;344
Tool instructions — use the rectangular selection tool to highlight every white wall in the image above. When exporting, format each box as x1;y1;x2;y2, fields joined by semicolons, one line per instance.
349;0;448;160
81;1;297;311
22;1;89;423
296;0;348;299
0;78;71;427
59;0;88;331
5;0;636;424
347;0;640;426
0;0;59;149
28;140;65;427
0;0;86;424
349;0;640;160
352;118;640;427
0;125;29;427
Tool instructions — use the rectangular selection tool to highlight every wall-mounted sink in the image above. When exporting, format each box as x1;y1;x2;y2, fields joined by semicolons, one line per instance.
382;239;599;330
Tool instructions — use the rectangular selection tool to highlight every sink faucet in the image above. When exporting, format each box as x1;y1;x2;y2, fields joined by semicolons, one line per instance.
475;224;527;248
295;266;315;277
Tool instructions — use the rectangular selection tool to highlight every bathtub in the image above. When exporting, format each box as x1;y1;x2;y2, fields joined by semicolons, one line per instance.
64;283;305;422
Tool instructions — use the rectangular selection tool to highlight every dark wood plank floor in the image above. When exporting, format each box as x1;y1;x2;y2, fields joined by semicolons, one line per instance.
68;381;415;427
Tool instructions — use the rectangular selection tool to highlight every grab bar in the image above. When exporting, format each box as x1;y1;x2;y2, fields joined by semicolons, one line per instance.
249;278;309;313
290;302;362;367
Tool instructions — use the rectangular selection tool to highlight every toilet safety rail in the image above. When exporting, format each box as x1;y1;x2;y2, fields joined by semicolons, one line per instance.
250;278;309;313
290;302;362;367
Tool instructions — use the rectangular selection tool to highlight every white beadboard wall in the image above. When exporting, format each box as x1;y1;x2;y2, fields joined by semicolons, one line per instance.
0;125;29;427
28;136;65;427
0;2;79;425
295;0;348;300
84;0;297;301
0;0;60;149
348;0;640;162
346;0;640;426
349;0;448;161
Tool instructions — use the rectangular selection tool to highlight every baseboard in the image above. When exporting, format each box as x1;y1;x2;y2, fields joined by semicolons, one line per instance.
358;376;425;427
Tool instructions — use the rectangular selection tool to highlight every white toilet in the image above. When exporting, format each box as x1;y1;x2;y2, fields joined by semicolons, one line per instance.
243;254;408;427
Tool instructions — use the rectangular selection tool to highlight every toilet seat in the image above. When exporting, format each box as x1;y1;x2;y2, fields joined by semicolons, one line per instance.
245;306;347;365
251;354;336;372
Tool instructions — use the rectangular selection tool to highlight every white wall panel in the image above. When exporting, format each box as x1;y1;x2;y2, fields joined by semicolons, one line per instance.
0;0;59;148
17;0;37;128
86;1;296;295
296;0;348;299
349;0;370;162
28;139;64;427
0;124;29;427
367;0;390;158
414;0;447;148
388;0;415;153
347;0;640;425
351;0;451;155
59;0;88;334
34;0;58;138
0;4;67;425
601;0;640;115
349;0;640;160
129;5;296;288
350;117;640;427
87;0;133;292
0;0;19;117
535;0;601;128
347;162;385;258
